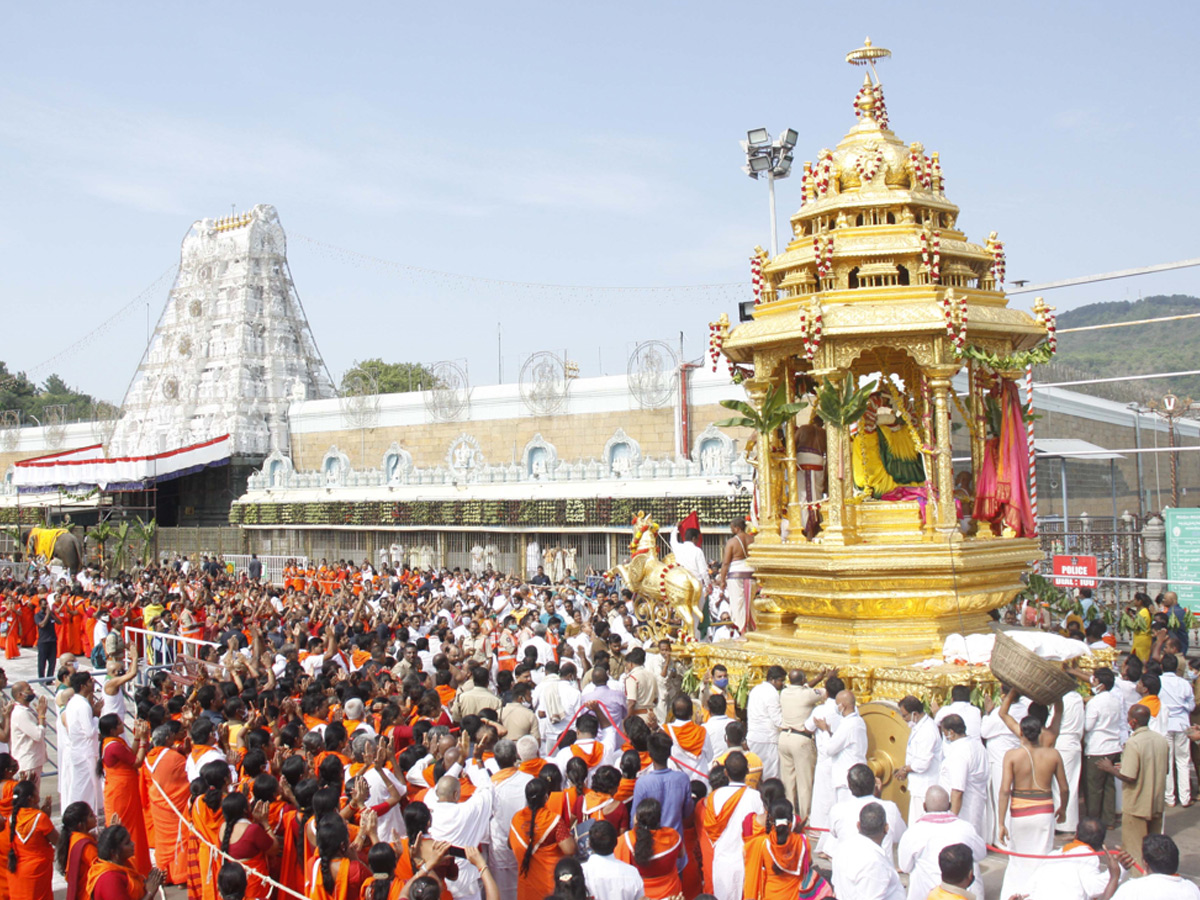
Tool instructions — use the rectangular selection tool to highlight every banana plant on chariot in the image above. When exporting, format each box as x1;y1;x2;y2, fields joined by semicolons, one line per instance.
815;375;877;485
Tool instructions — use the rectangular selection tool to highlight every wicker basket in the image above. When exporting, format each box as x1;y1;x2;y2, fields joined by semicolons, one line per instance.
988;631;1078;706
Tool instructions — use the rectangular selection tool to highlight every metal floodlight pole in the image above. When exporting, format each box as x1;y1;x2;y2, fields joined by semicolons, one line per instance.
766;167;778;257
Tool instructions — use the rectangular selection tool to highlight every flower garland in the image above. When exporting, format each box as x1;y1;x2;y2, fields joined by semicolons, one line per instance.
920;230;941;283
853;84;889;129
812;235;834;280
800;162;813;204
1045;310;1057;353
931;152;944;192
942;289;968;352
909;147;932;189
854;146;883;183
814;150;834;198
707;320;726;372
987;232;1006;286
750;253;764;305
884;380;933;461
628;515;659;556
801;305;824;361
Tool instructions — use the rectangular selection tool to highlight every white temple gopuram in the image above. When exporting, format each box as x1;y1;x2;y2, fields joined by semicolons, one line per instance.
108;204;336;459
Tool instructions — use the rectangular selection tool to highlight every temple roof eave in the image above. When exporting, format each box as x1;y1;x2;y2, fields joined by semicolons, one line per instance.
721;301;1046;362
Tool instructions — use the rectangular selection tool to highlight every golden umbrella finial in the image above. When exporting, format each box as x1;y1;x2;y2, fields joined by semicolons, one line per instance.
846;36;891;84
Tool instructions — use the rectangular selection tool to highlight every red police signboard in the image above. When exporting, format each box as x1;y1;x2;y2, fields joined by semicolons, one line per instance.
1052;554;1097;589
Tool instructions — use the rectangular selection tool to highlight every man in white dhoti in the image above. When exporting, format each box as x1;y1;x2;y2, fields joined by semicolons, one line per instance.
717;518;754;637
425;762;495;900
997;713;1068;900
532;661;581;756
61;671;101;813
896;786;986;900
1055;688;1085;834
939;714;990;841
896;695;942;819
805;674;845;830
486;740;534;900
698;751;763;900
1027;817;1123;900
745;666;785;780
815;689;868;806
981;687;1029;843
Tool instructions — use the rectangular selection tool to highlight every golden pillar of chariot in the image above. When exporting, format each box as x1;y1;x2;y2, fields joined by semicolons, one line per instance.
704;39;1054;680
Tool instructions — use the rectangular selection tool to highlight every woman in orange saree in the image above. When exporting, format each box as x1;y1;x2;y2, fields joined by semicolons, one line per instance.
218;793;276;900
83;823;165;900
308;817;369;900
508;779;575;900
742;799;830;900
0;754;18;900
3;604;18;661
7;780;58;900
99;715;151;876
614;799;684;900
191;761;231;900
56;802;98;900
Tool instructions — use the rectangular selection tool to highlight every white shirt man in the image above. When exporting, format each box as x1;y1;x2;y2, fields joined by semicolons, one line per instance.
806;692;843;829
581;837;645;900
1055;690;1085;832
1159;665;1196;807
935;697;983;741
519;627;556;666
822;784;906;862
897;800;986;900
8;684;47;782
703;708;734;758
746;671;785;780
1112;874;1200;899
669;529;709;586
1028;840;1124;900
61;682;101;812
823;704;868;805
532;669;581;756
940;722;990;840
899;702;942;819
833;823;905;900
425;764;494;900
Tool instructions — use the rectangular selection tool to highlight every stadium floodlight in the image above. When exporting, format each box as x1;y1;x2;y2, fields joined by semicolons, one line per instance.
741;126;799;257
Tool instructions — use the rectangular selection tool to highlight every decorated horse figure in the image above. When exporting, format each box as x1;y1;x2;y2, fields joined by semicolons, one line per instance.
610;511;704;641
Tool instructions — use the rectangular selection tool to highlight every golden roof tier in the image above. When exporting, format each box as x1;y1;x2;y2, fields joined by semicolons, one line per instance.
710;39;1055;667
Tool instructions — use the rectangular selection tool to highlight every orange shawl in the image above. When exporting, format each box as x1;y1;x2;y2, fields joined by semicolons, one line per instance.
743;831;811;900
668;721;707;757
84;860;144;900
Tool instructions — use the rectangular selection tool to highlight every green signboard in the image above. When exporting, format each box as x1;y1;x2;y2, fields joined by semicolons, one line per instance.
1165;508;1200;611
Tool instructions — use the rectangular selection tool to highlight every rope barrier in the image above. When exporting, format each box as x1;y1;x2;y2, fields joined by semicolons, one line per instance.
146;774;310;900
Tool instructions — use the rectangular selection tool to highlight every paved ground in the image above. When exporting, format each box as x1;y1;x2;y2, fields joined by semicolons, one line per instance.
10;644;1198;898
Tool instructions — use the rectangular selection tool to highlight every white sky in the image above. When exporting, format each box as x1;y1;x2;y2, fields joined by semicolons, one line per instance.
2;2;1197;402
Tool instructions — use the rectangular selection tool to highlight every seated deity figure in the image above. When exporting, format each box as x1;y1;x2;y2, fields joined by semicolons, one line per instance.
851;392;926;499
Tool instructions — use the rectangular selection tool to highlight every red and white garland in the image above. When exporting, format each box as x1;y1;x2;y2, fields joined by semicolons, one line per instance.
708;322;725;372
943;290;968;353
800;162;813;204
800;306;824;360
1045;310;1057;353
750;253;763;304
909;147;933;189
854;146;884;183
853;83;889;129
989;234;1006;286
812;234;834;279
919;230;941;283
814;150;834;198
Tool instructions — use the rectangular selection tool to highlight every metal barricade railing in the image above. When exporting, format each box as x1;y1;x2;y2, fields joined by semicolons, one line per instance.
123;627;220;687
222;553;305;586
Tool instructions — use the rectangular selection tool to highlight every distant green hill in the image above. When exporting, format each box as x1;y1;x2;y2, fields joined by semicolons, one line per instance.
1037;294;1200;403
